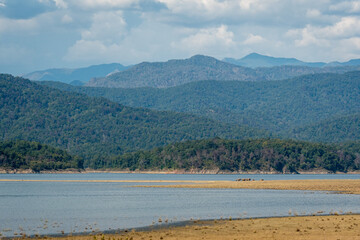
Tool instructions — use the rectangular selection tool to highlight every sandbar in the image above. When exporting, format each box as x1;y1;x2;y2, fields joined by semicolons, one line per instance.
1;179;360;194
25;214;360;240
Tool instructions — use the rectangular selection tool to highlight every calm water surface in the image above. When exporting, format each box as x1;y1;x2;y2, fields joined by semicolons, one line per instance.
0;173;359;237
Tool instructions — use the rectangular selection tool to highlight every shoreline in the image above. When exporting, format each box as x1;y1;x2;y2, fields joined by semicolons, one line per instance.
1;168;360;174
12;214;360;240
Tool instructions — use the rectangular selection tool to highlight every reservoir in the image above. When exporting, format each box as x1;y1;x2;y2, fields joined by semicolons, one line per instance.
1;173;360;237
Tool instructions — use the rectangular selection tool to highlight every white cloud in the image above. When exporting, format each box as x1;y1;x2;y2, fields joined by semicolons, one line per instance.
243;34;265;45
71;0;139;9
61;14;72;23
54;0;68;9
0;17;38;33
306;9;321;18
287;16;360;47
172;25;235;55
329;1;360;13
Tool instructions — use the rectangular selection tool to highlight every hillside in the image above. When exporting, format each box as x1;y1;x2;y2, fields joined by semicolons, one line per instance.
0;74;265;166
43;71;360;138
100;138;360;173
23;63;128;84
290;114;360;142
0;140;83;172
86;55;258;88
86;55;360;88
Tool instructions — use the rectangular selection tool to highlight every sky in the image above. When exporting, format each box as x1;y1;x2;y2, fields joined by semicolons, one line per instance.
0;0;360;75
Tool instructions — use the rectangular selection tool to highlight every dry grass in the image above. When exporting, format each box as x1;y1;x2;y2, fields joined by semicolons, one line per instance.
137;179;360;194
26;214;360;240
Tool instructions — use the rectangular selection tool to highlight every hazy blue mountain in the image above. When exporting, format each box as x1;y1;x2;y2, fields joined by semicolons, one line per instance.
86;55;360;88
1;74;265;166
327;59;360;67
86;55;260;88
223;53;326;68
23;63;128;84
42;71;360;141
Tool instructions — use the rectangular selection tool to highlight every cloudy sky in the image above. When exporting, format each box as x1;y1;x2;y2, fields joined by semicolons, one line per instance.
1;0;360;75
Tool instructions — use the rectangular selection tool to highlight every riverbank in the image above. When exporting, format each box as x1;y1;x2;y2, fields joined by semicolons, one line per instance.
23;214;360;240
2;168;360;174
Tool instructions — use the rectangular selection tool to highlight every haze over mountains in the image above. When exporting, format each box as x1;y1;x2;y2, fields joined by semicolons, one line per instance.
223;53;360;68
87;55;360;88
23;63;128;85
24;53;360;88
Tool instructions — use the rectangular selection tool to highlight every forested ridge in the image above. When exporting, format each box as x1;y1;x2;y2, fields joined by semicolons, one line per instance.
86;55;360;88
0;74;265;166
0;140;83;172
42;71;360;141
96;138;360;173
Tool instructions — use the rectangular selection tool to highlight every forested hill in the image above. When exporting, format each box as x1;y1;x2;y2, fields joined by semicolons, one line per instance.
290;114;360;143
100;138;360;173
42;71;360;138
86;55;360;88
0;74;265;165
0;140;83;172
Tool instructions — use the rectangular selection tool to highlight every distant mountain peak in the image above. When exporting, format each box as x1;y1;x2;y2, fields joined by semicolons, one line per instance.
224;53;326;68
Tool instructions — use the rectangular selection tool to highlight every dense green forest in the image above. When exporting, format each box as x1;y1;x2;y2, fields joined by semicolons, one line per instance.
95;138;360;173
0;74;265;166
0;140;83;172
290;114;360;142
42;71;360;141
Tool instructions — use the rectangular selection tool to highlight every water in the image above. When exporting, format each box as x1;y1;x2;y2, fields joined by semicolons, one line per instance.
0;173;359;237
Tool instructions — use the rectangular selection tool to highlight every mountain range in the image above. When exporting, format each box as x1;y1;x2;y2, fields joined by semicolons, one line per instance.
23;63;128;85
23;54;360;88
86;55;360;88
0;74;265;167
41;71;360;142
223;52;360;68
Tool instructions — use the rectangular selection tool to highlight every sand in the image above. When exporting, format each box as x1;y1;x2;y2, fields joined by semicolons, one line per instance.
137;179;360;194
24;214;360;240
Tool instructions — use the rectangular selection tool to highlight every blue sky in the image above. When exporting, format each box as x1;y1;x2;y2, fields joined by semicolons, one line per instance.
1;0;360;75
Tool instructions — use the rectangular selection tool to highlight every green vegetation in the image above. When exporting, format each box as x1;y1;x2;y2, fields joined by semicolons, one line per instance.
0;74;265;167
43;71;360;142
100;138;360;173
0;140;83;172
290;114;360;142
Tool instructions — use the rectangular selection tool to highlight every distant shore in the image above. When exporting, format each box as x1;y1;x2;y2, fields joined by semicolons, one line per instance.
1;168;360;174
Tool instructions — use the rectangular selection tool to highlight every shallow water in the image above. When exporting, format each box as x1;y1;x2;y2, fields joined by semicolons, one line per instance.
0;173;359;237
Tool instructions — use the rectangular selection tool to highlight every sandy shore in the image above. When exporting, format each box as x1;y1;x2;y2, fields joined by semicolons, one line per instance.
23;214;360;240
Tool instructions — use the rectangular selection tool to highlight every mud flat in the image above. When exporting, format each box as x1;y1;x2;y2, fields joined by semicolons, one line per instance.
23;214;360;240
